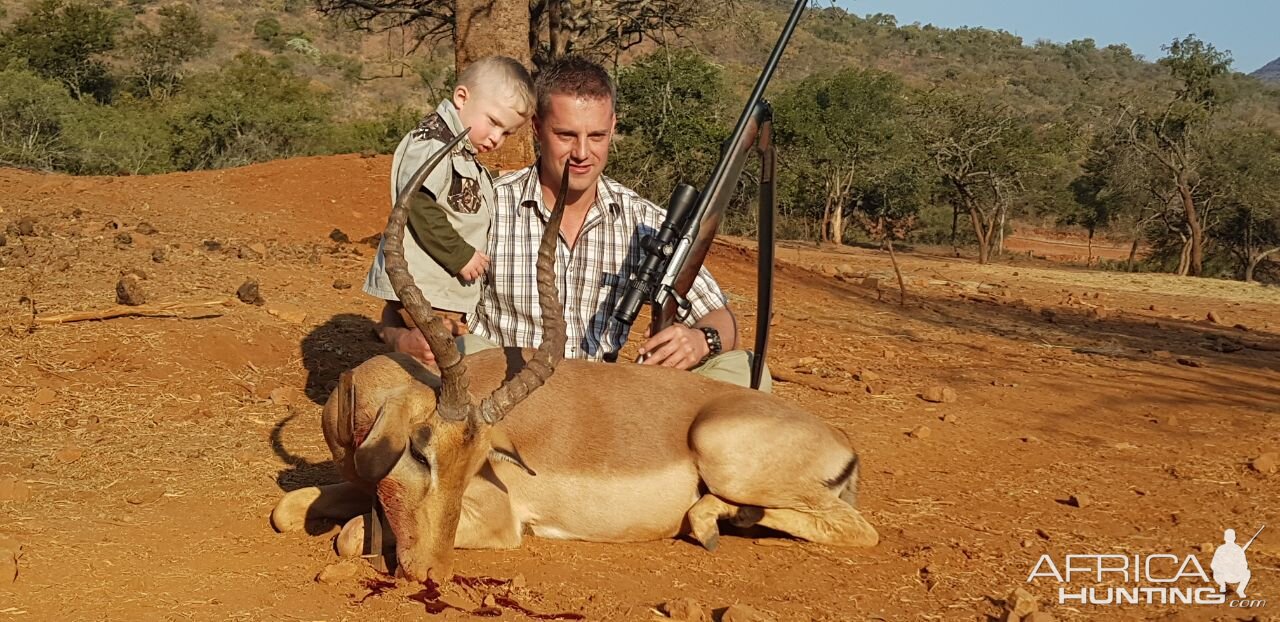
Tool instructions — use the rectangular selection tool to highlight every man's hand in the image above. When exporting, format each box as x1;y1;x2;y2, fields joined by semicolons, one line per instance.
460;250;490;283
638;324;709;370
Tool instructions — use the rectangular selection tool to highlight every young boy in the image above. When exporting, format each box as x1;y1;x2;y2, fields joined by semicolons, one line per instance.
363;56;534;349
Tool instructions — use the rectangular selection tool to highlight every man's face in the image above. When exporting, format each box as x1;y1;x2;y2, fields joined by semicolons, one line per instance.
534;93;615;196
454;85;530;154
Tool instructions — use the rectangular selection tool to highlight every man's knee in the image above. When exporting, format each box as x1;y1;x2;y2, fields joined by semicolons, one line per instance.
691;350;772;393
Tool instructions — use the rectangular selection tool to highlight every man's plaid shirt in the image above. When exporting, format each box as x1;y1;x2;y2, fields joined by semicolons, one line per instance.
469;165;727;360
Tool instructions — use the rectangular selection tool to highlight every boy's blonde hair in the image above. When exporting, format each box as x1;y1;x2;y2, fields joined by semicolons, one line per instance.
457;56;535;117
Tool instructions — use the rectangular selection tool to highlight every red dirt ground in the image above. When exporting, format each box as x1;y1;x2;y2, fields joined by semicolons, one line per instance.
0;155;1277;621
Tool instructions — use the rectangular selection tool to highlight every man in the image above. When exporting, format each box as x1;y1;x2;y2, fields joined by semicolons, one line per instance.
377;56;768;391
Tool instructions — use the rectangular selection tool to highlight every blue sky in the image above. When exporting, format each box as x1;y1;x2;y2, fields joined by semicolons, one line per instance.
835;0;1278;73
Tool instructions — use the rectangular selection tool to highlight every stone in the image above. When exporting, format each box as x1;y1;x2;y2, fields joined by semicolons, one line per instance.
0;478;31;503
1250;452;1278;475
941;413;959;424
921;386;957;403
909;425;931;439
1067;494;1089;508
332;280;352;290
53;447;83;464
135;222;158;235
16;217;36;237
151;247;167;263
267;303;308;324
249;242;268;256
1005;587;1038;617
202;240;222;252
316;559;362;584
329;228;351;244
114;232;134;246
34;388;56;405
1207;311;1223;324
721;604;773;622
660;597;709;622
116;275;146;306
237;245;262;261
236;279;264;305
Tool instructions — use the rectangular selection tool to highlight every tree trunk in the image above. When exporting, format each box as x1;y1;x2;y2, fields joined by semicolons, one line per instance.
996;208;1006;256
886;237;906;305
1177;238;1192;277
831;207;844;246
1127;237;1139;272
950;204;960;257
1087;229;1094;266
456;0;535;172
1175;179;1204;277
820;203;832;244
1246;247;1280;283
968;205;990;264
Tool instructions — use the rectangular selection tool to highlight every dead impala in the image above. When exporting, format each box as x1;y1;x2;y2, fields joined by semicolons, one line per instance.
271;151;879;583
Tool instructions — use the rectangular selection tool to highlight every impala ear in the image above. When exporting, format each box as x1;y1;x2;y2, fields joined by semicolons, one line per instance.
487;426;536;477
353;396;411;482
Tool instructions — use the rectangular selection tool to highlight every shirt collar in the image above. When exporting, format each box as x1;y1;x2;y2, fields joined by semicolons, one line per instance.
435;98;477;156
516;162;623;222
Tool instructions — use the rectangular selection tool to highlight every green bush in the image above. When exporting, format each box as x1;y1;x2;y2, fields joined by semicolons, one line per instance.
320;106;421;155
167;52;330;170
65;97;174;174
0;68;81;170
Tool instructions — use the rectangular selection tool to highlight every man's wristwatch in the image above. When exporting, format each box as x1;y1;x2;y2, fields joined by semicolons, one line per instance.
697;326;722;365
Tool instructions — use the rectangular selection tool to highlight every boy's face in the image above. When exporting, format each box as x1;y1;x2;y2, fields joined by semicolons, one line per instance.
453;85;529;154
533;93;615;196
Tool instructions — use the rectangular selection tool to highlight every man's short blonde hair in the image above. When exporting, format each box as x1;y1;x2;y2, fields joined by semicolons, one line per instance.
457;56;535;117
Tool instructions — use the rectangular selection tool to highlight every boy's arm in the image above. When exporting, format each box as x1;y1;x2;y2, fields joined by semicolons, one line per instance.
406;188;476;276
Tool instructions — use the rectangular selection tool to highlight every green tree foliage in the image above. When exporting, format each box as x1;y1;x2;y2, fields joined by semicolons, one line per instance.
0;0;123;102
774;68;919;245
0;68;81;170
121;3;216;100
612;49;730;204
167;52;330;170
1202;127;1280;281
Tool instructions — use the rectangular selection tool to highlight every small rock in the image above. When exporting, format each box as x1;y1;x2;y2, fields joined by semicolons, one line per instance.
268;387;290;406
721;604;773;622
34;388;56;405
1067;494;1090;508
102;219;122;230
920;386;957;403
1250;452;1278;475
267;303;308;324
793;356;819;368
1147;304;1158;311
202;240;222;252
1039;308;1056;323
1005;587;1038;617
237;245;262;261
359;233;382;248
329;228;351;244
660;597;709;622
853;369;880;382
481;594;497;608
1175;357;1203;368
1088;306;1109;320
151;248;167;263
1207;311;1223;324
1198;542;1214;554
332;280;352;290
248;242;268;256
909;425;931;440
0;477;32;503
1021;539;1034;548
70;208;83;218
116;275;146;306
54;447;83;464
125;484;166;505
1035;528;1051;540
236;279;265;306
114;232;134;246
941;413;959;424
882;348;897;360
510;573;526;589
122;268;147;280
862;382;883;396
1021;436;1041;444
135;222;158;235
16;217;36;237
1233;323;1249;332
315;559;362;584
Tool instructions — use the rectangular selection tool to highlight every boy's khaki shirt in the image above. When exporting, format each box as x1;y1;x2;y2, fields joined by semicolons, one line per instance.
363;99;495;313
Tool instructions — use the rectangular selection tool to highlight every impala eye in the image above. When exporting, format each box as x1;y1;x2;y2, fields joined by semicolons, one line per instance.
408;445;431;468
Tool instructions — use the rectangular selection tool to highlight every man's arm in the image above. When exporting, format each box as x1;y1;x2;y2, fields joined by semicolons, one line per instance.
637;266;739;369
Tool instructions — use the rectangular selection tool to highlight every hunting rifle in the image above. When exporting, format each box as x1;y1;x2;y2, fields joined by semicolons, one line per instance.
611;0;808;389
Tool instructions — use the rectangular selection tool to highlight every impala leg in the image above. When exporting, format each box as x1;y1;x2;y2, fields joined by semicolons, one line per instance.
753;502;879;548
271;482;373;533
685;494;746;552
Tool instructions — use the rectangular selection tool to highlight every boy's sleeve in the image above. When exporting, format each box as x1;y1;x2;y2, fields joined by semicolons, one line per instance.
406;188;476;276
